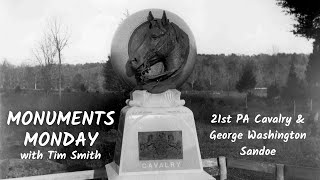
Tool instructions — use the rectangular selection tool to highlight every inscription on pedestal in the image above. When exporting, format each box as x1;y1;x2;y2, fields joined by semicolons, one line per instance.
140;160;183;170
138;131;183;160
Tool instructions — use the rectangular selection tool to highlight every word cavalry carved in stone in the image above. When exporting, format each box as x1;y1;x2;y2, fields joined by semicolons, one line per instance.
140;161;182;169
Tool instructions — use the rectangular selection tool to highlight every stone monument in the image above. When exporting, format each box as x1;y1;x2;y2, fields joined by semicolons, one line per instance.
106;9;214;180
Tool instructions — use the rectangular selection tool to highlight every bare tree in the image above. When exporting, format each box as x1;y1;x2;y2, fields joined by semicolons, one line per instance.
1;59;14;89
48;18;69;100
188;66;197;90
33;32;57;92
272;45;279;85
33;33;56;66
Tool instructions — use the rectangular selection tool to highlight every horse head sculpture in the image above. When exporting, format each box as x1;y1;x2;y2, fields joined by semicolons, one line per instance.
128;11;189;92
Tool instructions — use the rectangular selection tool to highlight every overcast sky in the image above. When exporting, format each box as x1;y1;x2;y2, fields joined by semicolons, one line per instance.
0;0;313;65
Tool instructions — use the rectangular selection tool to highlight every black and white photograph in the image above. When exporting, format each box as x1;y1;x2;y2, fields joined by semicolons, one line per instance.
0;0;320;179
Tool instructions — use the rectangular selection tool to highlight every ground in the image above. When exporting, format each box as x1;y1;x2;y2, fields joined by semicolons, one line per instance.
0;90;319;179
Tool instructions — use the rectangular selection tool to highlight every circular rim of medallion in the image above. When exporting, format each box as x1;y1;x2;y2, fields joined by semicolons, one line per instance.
110;9;197;89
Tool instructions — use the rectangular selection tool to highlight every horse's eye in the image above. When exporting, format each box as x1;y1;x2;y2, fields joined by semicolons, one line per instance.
151;34;158;39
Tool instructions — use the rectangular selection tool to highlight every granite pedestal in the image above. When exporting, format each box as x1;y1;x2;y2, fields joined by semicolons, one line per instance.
106;90;214;180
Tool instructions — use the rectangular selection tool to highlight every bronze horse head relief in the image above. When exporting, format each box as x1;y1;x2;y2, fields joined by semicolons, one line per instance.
127;11;190;93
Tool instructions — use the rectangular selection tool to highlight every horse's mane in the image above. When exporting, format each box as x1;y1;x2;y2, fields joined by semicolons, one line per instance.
170;23;190;66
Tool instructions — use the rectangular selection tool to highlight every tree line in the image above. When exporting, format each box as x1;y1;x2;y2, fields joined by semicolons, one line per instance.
0;53;310;95
0;61;105;93
181;53;308;91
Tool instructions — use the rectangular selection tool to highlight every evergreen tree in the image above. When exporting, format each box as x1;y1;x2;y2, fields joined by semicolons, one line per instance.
236;62;256;93
306;52;320;111
306;52;320;87
281;60;306;117
276;0;320;40
282;60;305;101
236;62;257;109
277;0;320;92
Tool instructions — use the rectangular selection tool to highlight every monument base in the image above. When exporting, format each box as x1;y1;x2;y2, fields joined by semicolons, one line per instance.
106;162;214;180
106;90;214;180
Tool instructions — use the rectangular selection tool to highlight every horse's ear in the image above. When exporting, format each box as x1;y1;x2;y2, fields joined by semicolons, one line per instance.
147;11;154;22
161;11;169;26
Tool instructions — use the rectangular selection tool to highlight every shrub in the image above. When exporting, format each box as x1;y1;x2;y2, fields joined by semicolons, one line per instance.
64;87;72;92
79;84;87;92
267;83;280;99
14;85;21;93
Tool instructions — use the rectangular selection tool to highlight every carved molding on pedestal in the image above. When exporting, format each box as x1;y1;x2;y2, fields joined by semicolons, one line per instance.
126;89;185;108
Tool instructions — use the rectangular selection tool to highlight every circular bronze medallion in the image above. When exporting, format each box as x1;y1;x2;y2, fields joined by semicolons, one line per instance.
111;9;196;93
